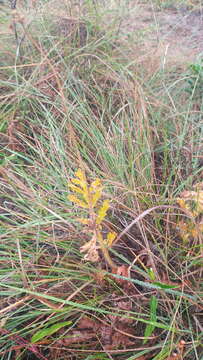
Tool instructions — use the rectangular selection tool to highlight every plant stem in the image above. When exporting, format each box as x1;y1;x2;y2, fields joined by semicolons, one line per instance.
96;229;117;270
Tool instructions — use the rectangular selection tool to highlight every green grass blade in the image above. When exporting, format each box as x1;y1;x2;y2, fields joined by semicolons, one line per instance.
143;295;158;344
31;321;72;343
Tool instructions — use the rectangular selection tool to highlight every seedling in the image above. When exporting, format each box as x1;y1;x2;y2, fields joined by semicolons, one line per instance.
68;169;117;269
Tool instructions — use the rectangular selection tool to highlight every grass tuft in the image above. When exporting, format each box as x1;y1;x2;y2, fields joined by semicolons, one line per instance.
0;0;202;359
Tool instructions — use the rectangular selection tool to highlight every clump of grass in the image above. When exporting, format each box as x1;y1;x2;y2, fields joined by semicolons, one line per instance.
0;0;202;359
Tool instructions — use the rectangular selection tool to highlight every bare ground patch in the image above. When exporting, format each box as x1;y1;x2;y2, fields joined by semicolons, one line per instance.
121;2;203;66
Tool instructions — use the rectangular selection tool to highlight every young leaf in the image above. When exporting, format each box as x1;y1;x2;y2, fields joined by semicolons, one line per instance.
31;321;72;343
143;296;157;344
147;268;156;281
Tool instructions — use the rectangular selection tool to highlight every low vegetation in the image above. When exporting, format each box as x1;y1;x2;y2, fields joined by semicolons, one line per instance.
0;0;202;359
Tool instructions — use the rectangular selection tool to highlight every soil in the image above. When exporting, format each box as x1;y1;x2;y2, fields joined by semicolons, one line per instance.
121;2;203;66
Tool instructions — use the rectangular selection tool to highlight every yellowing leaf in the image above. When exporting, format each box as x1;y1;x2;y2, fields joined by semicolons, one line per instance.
82;190;89;205
73;169;88;192
177;198;193;217
96;200;110;225
89;178;103;207
177;220;191;242
91;189;102;208
75;168;85;181
68;184;84;194
177;184;203;242
107;231;117;243
177;219;203;242
190;224;203;238
69;169;114;267
71;178;83;185
177;198;186;209
105;231;117;247
178;185;203;217
68;195;88;208
90;178;101;190
77;218;90;225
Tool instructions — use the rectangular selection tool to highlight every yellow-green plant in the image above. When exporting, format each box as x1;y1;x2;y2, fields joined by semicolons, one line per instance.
177;183;203;242
68;169;117;269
